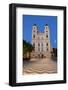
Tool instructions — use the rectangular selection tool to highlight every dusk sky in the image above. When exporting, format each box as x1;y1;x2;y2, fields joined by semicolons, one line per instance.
23;15;57;48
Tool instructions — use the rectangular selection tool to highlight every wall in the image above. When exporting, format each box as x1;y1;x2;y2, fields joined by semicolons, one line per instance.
0;0;68;90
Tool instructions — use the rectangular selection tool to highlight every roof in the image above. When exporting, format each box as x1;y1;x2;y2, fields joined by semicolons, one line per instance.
33;24;37;26
45;24;48;26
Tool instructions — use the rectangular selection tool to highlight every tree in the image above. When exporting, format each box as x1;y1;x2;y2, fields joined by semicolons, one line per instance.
23;40;34;60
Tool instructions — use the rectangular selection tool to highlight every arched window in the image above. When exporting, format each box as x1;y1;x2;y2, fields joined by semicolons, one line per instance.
33;35;35;38
33;43;35;47
47;48;48;51
46;34;48;38
46;26;48;29
46;30;48;32
46;43;48;46
33;26;36;29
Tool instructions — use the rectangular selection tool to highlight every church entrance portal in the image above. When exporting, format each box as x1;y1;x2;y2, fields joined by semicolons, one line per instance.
41;54;43;58
38;54;44;58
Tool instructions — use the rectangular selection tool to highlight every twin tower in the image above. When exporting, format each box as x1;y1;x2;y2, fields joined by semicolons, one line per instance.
31;24;51;58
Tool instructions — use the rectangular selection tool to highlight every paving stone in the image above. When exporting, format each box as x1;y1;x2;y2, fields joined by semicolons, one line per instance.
23;58;57;74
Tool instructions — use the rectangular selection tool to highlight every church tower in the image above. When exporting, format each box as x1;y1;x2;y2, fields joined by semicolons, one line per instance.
44;24;51;53
32;24;38;52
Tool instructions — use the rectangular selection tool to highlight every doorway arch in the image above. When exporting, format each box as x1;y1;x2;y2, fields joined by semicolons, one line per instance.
41;54;43;58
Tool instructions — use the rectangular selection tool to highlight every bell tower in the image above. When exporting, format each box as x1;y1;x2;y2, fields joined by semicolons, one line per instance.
32;24;38;52
44;24;51;53
32;24;37;40
44;24;50;39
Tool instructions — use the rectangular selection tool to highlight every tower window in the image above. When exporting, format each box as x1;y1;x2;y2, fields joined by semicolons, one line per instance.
46;30;48;32
47;48;48;51
33;26;36;29
46;27;48;29
33;43;35;47
33;35;35;38
46;35;48;38
46;43;48;46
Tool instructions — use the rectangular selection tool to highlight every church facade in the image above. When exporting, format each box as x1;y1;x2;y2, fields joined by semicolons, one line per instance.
31;24;52;58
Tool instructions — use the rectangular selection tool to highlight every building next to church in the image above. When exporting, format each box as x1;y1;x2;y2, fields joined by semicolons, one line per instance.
31;24;52;58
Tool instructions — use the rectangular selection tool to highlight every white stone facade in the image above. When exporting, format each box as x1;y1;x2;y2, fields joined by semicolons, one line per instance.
31;24;51;58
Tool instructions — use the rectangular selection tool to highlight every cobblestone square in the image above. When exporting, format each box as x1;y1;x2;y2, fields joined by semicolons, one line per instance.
23;58;57;75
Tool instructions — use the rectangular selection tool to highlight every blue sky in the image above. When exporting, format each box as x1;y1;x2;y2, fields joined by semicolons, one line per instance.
23;15;57;48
